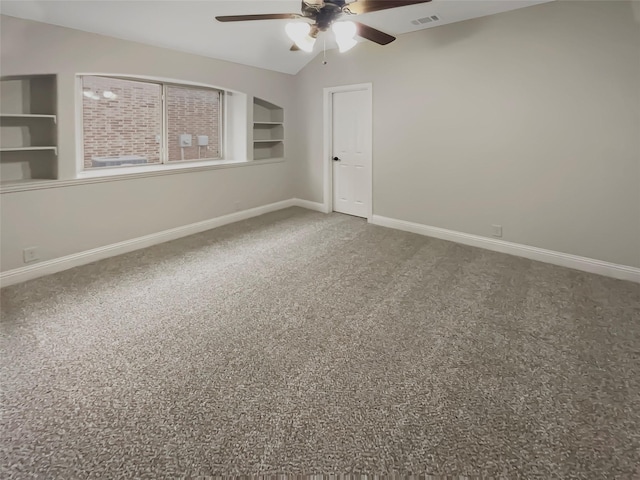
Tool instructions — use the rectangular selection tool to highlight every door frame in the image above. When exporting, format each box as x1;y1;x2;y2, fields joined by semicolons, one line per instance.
322;83;373;221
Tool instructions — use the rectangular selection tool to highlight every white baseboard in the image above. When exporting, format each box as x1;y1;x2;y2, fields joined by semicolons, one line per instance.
7;204;634;287
0;198;326;288
370;215;640;283
291;198;327;213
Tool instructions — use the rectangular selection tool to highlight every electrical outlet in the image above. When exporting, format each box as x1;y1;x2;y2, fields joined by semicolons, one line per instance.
23;247;39;263
491;224;503;238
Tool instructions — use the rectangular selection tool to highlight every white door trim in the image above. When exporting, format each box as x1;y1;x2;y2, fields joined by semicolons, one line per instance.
323;83;373;220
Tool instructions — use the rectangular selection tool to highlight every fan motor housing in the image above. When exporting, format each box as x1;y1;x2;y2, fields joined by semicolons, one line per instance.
302;0;346;30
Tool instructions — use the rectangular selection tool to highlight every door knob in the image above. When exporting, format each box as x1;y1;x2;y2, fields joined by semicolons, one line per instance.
333;156;341;162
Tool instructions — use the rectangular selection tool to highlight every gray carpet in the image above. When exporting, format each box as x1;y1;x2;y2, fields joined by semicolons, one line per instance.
1;207;639;478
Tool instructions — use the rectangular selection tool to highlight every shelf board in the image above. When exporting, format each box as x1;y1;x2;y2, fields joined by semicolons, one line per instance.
253;122;283;126
0;146;57;154
253;139;283;144
0;113;57;123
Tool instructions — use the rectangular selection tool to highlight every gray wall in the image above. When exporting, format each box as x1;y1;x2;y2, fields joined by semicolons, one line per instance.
292;0;640;268
2;1;640;274
0;15;295;272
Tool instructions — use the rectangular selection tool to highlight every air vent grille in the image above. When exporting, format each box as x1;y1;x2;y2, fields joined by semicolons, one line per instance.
411;14;440;26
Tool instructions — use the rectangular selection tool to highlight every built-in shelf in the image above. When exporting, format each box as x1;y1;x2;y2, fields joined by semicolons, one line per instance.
0;113;57;123
0;74;58;183
1;146;57;154
252;97;284;161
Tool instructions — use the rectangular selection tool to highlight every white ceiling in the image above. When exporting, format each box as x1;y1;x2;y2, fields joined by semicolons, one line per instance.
0;0;552;75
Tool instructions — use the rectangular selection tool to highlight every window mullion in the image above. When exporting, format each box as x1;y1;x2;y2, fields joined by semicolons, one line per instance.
161;84;168;164
218;91;223;160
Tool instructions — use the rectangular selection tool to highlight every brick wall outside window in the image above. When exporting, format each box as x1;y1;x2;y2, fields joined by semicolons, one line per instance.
167;85;220;161
82;76;221;169
82;76;162;168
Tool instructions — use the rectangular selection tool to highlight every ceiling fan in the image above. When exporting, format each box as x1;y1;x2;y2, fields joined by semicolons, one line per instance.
216;0;432;53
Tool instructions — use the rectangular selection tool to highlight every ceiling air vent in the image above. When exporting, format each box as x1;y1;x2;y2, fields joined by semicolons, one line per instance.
411;14;440;26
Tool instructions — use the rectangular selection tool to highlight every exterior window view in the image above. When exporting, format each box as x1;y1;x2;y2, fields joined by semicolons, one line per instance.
166;85;220;162
81;76;221;169
81;76;162;168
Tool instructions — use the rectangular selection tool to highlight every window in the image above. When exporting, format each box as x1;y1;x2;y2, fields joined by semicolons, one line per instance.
80;75;222;170
166;85;221;162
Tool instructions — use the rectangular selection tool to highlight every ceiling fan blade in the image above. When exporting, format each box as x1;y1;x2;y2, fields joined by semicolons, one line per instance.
215;13;300;22
354;22;396;45
346;0;432;15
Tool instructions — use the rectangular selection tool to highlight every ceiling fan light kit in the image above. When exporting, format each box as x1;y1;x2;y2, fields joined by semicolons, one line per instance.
332;21;357;52
285;22;316;52
216;0;432;53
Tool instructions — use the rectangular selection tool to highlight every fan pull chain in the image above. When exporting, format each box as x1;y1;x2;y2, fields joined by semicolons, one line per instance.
322;38;327;65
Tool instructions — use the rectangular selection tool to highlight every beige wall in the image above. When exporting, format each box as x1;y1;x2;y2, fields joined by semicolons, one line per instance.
292;0;640;268
0;15;295;272
2;1;640;274
1;164;289;271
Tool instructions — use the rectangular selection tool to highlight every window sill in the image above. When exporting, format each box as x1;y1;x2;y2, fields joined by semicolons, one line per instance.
0;157;284;194
77;158;256;178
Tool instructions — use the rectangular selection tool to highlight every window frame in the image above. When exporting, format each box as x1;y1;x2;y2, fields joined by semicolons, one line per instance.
76;74;225;175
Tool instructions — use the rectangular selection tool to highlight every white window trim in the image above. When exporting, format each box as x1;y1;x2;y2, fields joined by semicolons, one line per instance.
75;73;239;178
77;158;251;179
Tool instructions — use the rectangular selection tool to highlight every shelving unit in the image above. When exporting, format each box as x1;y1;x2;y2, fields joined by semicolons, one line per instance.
1;113;57;121
0;146;58;153
0;75;58;184
252;97;284;161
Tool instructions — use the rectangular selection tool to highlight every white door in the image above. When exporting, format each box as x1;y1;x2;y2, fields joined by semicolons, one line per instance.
331;88;371;218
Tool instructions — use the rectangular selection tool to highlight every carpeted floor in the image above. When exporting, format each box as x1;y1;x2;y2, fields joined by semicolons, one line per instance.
1;207;639;478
